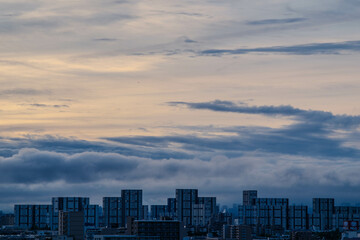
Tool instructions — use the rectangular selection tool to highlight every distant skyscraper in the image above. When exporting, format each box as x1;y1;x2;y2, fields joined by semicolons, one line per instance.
142;205;149;220
103;197;123;228
176;189;198;226
243;190;257;206
151;205;168;220
103;190;143;228
310;198;334;231
198;197;217;226
167;198;176;218
121;189;143;224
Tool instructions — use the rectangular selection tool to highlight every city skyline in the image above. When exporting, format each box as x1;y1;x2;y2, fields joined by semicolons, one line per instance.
1;0;360;211
3;188;360;213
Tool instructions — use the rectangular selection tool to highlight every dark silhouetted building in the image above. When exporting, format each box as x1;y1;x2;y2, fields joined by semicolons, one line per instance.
103;197;123;228
167;198;176;218
59;211;84;240
127;217;184;240
0;213;15;227
122;190;143;223
243;190;257;206
151;205;168;220
176;189;198;226
223;224;252;240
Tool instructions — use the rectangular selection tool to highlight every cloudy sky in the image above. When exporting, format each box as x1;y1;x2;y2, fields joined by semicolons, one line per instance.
1;0;360;211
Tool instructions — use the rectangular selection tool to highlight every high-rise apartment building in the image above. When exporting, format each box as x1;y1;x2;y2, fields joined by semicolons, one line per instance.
167;198;176;218
198;197;217;226
142;205;149;220
14;204;52;229
122;190;143;223
176;189;198;226
239;195;289;233
243;190;257;206
103;197;123;228
84;204;101;228
288;205;308;230
51;197;89;230
309;198;334;231
175;189;217;227
103;190;143;228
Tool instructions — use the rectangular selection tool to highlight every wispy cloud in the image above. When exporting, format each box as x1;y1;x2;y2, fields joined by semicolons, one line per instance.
247;18;306;25
26;103;69;108
169;100;360;128
0;88;51;96
200;40;360;55
0;135;193;160
93;38;118;42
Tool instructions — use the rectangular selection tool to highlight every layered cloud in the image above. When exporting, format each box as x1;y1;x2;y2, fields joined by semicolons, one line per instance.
1;100;360;210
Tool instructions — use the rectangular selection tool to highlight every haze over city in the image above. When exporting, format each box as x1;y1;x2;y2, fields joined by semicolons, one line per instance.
1;0;360;212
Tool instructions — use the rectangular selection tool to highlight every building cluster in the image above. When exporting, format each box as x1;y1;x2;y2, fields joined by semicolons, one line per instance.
9;189;218;240
0;189;359;240
239;190;360;235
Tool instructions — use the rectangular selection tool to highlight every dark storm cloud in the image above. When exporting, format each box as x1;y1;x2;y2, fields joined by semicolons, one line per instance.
0;149;138;184
200;40;360;55
247;18;306;25
0;148;251;184
1;147;360;210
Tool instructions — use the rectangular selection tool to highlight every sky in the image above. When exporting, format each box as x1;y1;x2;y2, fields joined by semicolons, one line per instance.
1;0;360;212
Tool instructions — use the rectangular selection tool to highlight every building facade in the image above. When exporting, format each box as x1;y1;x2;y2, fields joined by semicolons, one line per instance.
14;204;52;230
103;197;123;228
51;197;90;230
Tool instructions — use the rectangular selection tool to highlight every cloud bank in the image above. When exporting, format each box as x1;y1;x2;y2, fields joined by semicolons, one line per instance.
1;100;359;210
